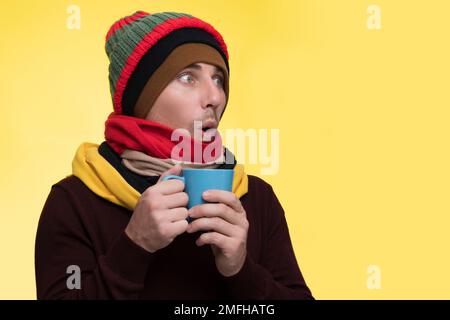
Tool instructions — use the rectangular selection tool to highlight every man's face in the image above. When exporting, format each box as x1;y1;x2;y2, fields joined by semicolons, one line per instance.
145;62;226;137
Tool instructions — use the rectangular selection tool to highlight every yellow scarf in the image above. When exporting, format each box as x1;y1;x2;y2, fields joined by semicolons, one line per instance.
72;142;248;211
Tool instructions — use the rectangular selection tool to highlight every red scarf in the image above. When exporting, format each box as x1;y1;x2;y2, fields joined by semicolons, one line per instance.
104;112;223;163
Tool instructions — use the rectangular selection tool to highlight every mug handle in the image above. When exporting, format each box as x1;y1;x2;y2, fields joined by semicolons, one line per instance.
162;175;185;183
161;175;192;223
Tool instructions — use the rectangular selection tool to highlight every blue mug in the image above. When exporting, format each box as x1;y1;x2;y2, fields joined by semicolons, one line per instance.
162;168;234;223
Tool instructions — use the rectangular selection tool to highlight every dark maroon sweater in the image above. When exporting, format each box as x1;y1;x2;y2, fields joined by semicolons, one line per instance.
35;174;313;299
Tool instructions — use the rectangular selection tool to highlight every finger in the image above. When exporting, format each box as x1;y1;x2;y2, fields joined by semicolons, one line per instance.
163;192;189;209
188;203;241;225
157;164;183;183
156;179;185;195
168;218;189;237
196;231;230;248
202;190;244;214
166;207;189;222
187;217;238;237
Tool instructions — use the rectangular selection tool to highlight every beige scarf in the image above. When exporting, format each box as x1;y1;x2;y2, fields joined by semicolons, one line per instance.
121;148;228;176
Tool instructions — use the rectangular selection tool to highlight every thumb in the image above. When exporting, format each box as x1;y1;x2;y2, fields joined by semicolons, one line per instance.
157;164;183;183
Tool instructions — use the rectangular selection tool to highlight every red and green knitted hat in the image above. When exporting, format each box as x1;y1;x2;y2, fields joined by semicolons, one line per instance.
105;11;230;117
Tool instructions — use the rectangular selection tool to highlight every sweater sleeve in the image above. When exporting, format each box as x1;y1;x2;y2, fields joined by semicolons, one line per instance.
223;184;314;300
35;185;154;299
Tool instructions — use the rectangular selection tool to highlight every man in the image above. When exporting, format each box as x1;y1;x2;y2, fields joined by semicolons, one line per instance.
35;11;313;299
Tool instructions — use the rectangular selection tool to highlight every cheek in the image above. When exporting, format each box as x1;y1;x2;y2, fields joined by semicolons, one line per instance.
150;86;199;129
167;91;198;118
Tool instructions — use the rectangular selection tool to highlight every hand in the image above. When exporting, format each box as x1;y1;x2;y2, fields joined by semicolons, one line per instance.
125;165;189;253
186;190;249;277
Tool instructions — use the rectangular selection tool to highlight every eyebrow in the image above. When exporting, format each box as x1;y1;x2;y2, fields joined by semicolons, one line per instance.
184;63;224;77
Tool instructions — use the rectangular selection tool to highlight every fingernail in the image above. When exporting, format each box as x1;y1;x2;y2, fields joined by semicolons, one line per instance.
203;191;209;198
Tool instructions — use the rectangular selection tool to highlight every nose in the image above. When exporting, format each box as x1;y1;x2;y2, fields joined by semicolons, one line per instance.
201;77;223;110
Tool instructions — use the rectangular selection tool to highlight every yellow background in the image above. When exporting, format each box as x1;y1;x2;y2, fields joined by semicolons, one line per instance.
1;0;449;299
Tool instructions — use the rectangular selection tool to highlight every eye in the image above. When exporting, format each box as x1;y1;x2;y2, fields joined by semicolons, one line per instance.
213;75;224;87
178;72;194;84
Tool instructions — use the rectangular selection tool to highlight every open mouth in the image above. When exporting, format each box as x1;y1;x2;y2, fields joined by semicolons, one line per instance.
201;127;217;139
201;119;218;132
200;121;218;141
